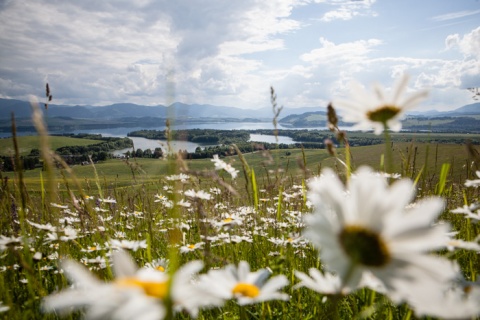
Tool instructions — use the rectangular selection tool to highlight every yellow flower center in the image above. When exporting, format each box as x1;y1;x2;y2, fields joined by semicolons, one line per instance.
464;285;473;294
116;277;168;298
232;283;260;298
223;218;233;223
188;244;195;249
156;266;165;272
339;225;390;267
366;105;401;124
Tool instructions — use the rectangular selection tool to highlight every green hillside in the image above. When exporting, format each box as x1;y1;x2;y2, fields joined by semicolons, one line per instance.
2;142;474;192
0;135;103;156
280;110;480;132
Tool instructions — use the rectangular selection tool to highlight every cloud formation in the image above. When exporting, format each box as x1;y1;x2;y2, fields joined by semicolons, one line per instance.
0;0;478;111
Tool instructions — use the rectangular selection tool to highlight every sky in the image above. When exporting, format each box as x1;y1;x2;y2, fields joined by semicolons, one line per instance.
0;0;479;112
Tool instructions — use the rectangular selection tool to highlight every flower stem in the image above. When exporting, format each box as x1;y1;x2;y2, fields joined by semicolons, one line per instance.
328;262;356;319
383;124;394;174
345;140;352;182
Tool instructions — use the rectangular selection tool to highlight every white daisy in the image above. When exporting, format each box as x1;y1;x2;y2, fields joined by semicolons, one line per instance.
169;260;224;317
110;239;147;252
465;171;480;188
180;242;204;254
211;154;239;179
209;187;222;195
59;226;79;242
176;199;192;208
304;166;459;305
81;256;107;269
154;194;167;202
294;268;386;296
43;251;165;320
50;203;69;209
165;173;190;183
0;235;23;252
198;261;289;305
43;250;220;319
228;235;253;244
451;203;480;220
184;189;211;200
334;74;428;134
27;220;57;232
0;301;9;313
99;197;117;204
407;279;480;319
446;238;480;252
144;258;169;273
294;269;343;294
214;214;243;229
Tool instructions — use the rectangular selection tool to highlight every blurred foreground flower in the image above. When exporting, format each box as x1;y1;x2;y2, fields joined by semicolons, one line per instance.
43;250;222;319
211;154;239;179
43;250;165;319
334;74;428;134
465;170;480;187
407;280;480;318
0;235;23;252
0;301;9;313
294;269;342;294
110;239;147;252
303;167;458;312
198;261;289;305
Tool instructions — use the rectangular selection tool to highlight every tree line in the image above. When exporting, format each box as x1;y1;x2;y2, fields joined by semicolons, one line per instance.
2;129;476;172
0;135;133;171
128;129;250;144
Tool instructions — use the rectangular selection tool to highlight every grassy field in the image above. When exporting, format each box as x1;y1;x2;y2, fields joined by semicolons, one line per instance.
1;131;480;319
1;141;475;194
0;135;103;156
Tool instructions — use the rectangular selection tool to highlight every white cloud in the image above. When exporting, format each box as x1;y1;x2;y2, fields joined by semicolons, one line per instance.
431;10;480;22
301;37;382;64
319;0;377;22
443;26;480;90
446;26;480;59
0;0;477;112
0;0;304;107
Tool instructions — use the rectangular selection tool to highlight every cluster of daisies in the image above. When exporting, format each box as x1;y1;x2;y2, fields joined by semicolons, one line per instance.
1;74;480;319
35;164;480;319
42;250;289;319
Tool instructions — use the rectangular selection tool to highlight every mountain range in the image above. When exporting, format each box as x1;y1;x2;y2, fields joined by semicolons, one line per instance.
1;98;479;121
0;98;321;120
278;102;480;132
0;98;479;133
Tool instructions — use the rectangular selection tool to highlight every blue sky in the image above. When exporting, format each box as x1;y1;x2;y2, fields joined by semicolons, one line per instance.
0;0;479;112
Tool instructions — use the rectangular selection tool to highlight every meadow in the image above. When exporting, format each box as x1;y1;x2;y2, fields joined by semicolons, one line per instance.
1;86;480;319
0;136;103;157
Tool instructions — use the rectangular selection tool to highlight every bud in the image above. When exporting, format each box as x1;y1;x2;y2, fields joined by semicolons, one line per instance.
337;131;346;144
327;103;338;130
324;139;335;156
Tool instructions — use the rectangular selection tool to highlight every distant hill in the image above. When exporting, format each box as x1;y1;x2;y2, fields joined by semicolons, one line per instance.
447;102;480;115
0;98;321;121
278;111;328;127
2;97;478;133
278;102;480;132
407;102;480;117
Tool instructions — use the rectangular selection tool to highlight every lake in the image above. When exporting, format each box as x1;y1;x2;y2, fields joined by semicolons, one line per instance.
0;122;306;154
112;133;296;155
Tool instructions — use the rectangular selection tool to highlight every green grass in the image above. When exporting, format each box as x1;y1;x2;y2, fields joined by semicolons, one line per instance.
1;133;480;319
0;136;103;156
1;142;473;194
